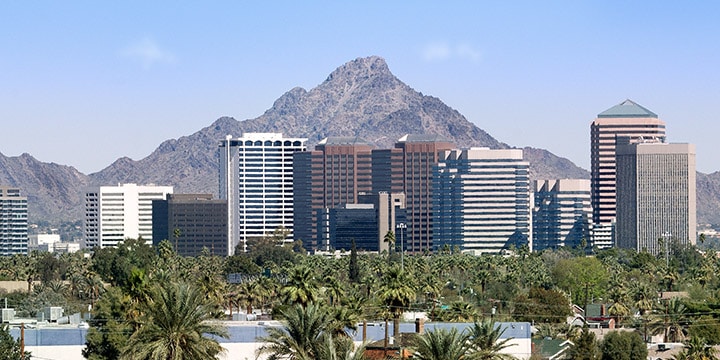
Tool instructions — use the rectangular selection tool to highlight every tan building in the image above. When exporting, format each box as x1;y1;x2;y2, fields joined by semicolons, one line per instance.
591;100;666;226
615;138;696;254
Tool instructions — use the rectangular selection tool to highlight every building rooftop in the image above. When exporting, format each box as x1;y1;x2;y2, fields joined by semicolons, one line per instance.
597;99;658;118
318;136;373;146
397;134;453;143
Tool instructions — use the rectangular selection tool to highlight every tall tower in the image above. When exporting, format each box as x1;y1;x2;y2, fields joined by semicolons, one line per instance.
615;138;696;254
591;100;666;226
0;186;28;255
219;133;307;255
373;135;455;253
433;148;531;254
292;137;373;250
84;183;173;249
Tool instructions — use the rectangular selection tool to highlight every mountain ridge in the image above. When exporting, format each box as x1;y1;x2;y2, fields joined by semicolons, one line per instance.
2;56;718;225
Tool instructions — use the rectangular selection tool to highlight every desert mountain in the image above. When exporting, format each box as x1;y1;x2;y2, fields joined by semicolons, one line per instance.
2;56;717;225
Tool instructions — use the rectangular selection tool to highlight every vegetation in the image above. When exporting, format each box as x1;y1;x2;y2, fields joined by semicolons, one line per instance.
1;235;720;359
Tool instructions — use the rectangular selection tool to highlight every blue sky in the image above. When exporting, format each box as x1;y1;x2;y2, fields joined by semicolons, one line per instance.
2;1;719;173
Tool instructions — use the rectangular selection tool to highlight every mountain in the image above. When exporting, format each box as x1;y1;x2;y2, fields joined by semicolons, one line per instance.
2;56;718;225
0;152;89;222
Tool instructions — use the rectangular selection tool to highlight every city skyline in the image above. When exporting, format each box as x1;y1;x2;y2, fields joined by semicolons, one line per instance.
2;2;719;174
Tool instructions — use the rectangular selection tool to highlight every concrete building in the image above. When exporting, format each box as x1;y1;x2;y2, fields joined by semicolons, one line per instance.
152;194;228;256
220;133;307;255
532;179;592;251
83;183;173;249
373;135;455;253
433;148;531;255
0;187;28;255
615;138;696;254
591;100;666;228
293;137;373;250
28;234;61;252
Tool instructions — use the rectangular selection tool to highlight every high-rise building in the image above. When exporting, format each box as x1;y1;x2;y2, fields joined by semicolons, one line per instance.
152;194;228;257
293;137;373;250
220;133;307;255
373;135;454;253
0;186;28;255
84;183;173;249
433;148;531;254
615;138;696;254
532;179;592;251
591;100;666;226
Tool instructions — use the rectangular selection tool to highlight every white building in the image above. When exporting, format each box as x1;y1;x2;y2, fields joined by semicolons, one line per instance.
83;183;173;249
219;133;307;255
532;179;592;251
28;234;61;251
433;148;532;255
0;187;28;255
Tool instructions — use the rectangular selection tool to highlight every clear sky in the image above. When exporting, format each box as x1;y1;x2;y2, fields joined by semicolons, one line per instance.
2;1;719;174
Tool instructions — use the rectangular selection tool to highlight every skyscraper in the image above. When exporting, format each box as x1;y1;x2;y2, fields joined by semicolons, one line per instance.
219;133;307;255
84;183;173;248
591;100;666;226
293;137;373;250
373;135;454;253
152;194;228;257
0;186;28;255
532;179;592;251
615;138;696;254
433;148;531;254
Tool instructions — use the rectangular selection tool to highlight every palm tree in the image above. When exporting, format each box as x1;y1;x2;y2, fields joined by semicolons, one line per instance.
466;320;516;360
283;265;320;307
257;303;332;360
120;281;228;360
675;336;717;360
412;327;470;360
379;265;416;340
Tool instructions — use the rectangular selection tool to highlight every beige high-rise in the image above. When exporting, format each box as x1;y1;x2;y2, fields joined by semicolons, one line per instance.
590;100;666;226
615;139;696;254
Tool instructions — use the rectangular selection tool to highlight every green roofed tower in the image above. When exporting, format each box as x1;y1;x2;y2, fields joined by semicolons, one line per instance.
590;100;666;228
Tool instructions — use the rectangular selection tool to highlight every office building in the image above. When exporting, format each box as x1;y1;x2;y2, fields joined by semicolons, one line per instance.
590;100;666;226
152;194;228;257
0;187;28;255
84;183;173;248
433;148;531;254
220;133;306;254
293;137;373;250
615;138;696;254
373;135;454;253
28;234;61;252
532;179;592;251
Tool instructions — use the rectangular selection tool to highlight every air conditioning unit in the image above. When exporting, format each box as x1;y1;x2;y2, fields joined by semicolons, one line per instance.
44;307;64;322
1;308;15;322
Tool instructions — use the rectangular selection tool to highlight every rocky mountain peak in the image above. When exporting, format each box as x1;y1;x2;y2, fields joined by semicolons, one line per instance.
324;56;391;83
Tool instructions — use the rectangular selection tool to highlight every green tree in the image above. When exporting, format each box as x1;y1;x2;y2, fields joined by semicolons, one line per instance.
412;327;470;360
379;266;415;340
599;331;647;360
0;324;30;360
282;265;320;307
83;287;134;360
257;303;332;360
689;317;720;345
565;326;599;360
467;320;516;360
676;336;718;360
120;281;228;360
552;257;609;306
349;239;360;283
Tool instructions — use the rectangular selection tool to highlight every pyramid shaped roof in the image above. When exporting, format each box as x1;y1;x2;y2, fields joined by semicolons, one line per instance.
598;99;658;118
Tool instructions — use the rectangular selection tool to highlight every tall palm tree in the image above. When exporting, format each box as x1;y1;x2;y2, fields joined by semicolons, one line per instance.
120;281;228;360
675;336;718;360
256;303;332;360
379;266;416;340
412;327;471;360
283;265;320;307
466;320;516;360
